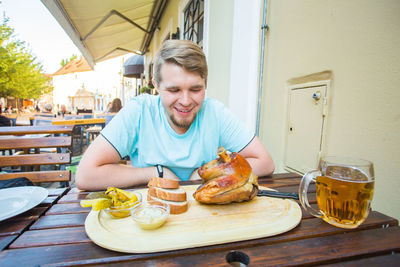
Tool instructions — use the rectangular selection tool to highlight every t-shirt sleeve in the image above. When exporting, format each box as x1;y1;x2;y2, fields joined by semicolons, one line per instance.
100;100;140;158
218;103;255;152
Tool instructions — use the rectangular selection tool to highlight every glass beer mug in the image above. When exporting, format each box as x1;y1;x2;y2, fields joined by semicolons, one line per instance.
299;156;375;229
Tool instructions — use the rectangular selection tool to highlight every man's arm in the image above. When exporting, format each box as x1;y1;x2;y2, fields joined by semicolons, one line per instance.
75;135;179;191
239;136;275;177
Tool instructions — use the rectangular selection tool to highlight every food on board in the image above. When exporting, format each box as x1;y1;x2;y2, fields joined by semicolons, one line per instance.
147;194;188;214
148;186;187;202
193;147;259;204
147;177;188;214
148;177;180;189
80;198;112;211
80;187;141;218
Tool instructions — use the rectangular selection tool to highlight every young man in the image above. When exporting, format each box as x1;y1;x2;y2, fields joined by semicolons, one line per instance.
76;40;274;190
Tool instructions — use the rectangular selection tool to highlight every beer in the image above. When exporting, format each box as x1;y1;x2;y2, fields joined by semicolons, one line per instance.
316;174;374;229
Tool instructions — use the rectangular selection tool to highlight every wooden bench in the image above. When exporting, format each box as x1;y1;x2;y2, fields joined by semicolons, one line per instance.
0;125;74;187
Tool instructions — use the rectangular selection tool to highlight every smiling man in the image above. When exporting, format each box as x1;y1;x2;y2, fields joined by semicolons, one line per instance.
76;40;274;190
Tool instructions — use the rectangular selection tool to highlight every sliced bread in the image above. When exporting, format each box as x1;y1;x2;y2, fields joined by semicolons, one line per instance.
147;177;179;189
147;194;188;214
148;186;187;202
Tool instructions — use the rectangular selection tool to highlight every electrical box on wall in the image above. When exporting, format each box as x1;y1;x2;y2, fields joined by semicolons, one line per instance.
284;82;329;174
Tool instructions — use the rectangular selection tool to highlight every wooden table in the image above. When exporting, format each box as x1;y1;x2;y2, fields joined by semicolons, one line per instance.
52;118;106;154
51;118;105;127
0;173;399;266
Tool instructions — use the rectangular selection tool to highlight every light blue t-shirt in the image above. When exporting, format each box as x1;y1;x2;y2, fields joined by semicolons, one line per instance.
101;94;254;181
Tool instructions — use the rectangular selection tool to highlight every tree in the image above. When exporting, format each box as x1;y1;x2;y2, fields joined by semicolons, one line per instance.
0;18;52;99
60;54;78;67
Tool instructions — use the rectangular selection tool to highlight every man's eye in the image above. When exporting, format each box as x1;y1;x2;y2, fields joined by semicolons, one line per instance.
168;89;179;93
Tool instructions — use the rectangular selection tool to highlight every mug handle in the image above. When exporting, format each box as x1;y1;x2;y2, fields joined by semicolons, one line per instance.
299;170;322;218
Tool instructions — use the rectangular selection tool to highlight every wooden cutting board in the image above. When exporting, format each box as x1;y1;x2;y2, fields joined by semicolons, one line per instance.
85;185;302;253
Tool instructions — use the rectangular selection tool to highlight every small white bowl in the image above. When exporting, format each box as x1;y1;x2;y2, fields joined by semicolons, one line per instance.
131;201;170;230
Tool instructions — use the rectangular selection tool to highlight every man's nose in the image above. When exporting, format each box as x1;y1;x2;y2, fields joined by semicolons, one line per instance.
179;91;191;106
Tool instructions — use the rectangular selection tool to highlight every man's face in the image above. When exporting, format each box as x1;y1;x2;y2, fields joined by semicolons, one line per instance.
155;63;206;134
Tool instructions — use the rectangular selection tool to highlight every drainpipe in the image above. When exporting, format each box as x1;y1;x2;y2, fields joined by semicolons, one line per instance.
255;0;269;136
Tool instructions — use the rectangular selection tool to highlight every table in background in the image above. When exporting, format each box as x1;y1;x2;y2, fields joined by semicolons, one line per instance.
52;118;106;154
0;173;399;266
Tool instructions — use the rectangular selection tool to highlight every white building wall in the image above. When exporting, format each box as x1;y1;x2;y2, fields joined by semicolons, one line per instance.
260;0;400;221
228;0;262;132
205;0;234;106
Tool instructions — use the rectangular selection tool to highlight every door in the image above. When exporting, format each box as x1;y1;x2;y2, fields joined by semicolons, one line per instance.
284;85;327;174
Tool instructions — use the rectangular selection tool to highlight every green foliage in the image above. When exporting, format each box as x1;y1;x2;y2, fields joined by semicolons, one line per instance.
60;54;78;67
140;86;152;94
0;18;52;99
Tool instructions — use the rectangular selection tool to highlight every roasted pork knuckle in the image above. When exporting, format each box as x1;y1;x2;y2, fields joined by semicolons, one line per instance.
193;147;259;204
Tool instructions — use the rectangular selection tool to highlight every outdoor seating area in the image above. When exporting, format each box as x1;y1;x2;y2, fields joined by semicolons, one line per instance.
0;108;113;190
0;0;399;266
3;111;112;154
0;125;74;188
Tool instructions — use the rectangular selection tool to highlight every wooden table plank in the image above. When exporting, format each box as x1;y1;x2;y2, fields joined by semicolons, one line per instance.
67;187;85;194
0;219;33;237
0;235;17;251
89;227;400;267
58;192;88;203
0;125;74;136
30;213;87;230
46;203;90;215
261;173;302;180
0;243;125;267
242;226;400;267
2;226;399;267
8;207;47;222
40;196;58;206
9;211;397;249
322;253;400;266
9;227;90;248
47;187;69;197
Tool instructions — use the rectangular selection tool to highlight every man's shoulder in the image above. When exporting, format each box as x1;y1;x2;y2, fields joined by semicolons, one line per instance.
202;97;225;110
125;94;160;109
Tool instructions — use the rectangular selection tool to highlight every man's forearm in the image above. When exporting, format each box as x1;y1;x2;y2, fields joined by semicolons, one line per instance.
75;163;157;191
245;157;275;177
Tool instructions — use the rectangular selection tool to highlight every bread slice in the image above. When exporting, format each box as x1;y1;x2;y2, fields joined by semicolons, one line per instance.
147;194;188;214
147;177;179;189
148;186;187;202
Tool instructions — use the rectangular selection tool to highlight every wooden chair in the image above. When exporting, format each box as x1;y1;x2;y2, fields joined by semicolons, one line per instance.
64;115;84;120
32;116;55;126
0;125;74;187
34;113;56;118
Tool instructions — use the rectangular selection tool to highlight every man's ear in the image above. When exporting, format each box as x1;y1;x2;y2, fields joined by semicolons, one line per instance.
152;79;157;89
152;79;160;93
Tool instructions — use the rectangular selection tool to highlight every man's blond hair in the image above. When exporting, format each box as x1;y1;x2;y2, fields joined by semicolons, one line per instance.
153;40;208;86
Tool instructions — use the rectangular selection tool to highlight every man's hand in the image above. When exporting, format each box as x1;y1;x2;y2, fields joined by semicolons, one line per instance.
76;136;159;190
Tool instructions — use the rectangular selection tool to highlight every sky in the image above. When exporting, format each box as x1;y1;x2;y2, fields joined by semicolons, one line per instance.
0;0;81;74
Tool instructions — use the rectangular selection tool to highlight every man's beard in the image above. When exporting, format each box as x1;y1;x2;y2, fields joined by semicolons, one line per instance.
169;113;195;130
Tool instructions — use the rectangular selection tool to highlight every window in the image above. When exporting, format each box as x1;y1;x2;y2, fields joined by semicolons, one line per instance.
183;0;204;46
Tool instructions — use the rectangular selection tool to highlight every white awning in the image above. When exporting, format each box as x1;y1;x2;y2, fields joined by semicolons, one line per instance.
41;0;167;68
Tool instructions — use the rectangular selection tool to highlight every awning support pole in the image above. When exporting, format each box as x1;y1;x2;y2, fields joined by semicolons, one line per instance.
256;0;269;136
